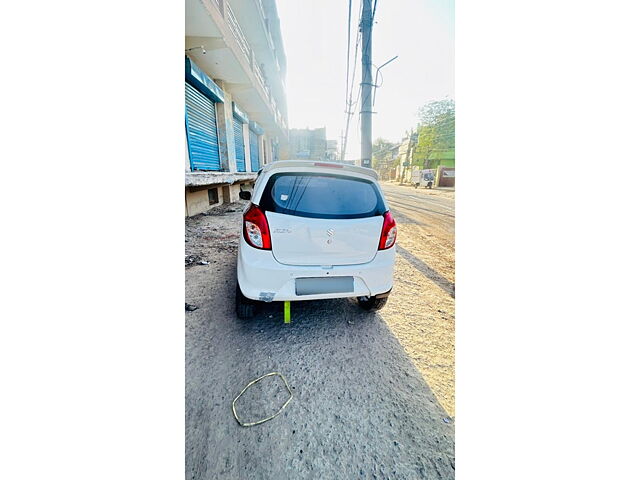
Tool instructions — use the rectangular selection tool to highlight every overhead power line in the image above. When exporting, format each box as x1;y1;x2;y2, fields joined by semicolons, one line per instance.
344;0;353;112
341;34;361;161
341;1;363;161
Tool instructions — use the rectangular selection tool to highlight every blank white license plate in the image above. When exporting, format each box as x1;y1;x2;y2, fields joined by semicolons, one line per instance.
295;277;354;295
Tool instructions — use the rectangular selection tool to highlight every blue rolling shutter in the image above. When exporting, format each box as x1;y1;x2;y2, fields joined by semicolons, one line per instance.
185;82;221;171
234;118;246;172
249;130;259;171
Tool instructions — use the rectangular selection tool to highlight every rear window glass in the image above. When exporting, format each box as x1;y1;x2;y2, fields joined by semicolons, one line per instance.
260;173;386;219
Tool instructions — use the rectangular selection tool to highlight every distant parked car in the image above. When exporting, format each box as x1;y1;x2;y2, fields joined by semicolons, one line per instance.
236;160;397;318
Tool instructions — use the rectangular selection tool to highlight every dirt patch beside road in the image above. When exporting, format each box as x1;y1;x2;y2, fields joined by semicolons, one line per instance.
185;203;244;266
381;183;456;416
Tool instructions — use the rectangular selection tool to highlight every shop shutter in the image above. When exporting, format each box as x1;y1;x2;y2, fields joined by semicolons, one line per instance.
234;118;246;172
185;82;221;171
249;130;260;171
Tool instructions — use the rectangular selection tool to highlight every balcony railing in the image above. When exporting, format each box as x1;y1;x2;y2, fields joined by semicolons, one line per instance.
252;55;269;99
216;0;287;133
225;3;251;64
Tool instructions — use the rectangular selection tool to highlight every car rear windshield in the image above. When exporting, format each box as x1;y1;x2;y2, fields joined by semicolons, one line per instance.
260;173;386;219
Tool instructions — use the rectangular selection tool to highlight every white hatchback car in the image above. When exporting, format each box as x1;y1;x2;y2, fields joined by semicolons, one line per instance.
236;160;397;318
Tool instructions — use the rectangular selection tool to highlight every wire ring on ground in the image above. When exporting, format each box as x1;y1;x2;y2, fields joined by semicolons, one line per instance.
232;372;293;427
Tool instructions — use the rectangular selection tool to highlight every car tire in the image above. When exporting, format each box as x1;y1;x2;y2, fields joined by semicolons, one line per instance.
236;283;257;319
357;295;388;311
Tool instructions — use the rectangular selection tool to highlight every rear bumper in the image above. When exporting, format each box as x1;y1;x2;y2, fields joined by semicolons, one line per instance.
237;238;395;302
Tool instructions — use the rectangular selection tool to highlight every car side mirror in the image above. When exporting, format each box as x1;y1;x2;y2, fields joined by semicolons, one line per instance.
239;191;251;200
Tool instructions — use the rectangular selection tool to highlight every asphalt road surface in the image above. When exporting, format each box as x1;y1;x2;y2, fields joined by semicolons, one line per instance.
185;183;455;479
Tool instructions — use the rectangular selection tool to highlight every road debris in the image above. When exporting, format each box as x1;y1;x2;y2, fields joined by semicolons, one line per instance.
185;254;203;267
185;303;198;312
232;372;293;427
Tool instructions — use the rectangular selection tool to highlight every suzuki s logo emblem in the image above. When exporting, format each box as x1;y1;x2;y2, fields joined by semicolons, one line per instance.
326;228;334;244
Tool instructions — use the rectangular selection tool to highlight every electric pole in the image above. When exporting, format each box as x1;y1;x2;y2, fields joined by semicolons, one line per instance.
360;0;373;168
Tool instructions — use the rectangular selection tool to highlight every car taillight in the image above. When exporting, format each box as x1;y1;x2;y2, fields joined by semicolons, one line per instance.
378;211;397;250
243;204;271;249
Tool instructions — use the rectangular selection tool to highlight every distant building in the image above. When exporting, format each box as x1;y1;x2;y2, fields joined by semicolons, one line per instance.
184;0;289;216
325;140;338;161
426;149;455;169
375;143;399;181
395;131;418;183
288;127;327;161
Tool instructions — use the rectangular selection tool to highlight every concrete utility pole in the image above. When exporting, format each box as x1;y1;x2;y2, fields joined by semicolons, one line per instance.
360;0;373;168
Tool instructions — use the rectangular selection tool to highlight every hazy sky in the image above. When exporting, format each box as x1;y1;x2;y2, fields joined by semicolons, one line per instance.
277;0;454;160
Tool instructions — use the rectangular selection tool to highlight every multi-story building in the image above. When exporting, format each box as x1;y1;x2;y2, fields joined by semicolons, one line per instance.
185;0;289;216
288;127;327;161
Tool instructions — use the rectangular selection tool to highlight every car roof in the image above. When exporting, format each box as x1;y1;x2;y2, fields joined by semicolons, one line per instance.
260;160;379;181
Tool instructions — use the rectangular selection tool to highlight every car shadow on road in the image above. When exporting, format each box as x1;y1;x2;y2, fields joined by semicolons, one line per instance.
396;245;455;297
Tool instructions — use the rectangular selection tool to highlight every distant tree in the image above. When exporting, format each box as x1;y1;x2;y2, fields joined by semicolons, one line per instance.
413;125;435;166
418;98;455;126
414;99;455;167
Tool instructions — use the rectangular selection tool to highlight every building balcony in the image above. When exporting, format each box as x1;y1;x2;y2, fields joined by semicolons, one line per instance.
225;2;252;65
186;0;288;142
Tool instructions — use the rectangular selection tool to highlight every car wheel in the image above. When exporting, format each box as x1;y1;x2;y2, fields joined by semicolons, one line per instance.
236;283;257;319
357;295;388;311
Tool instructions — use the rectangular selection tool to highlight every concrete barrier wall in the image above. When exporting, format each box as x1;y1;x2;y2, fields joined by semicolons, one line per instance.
437;166;455;187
